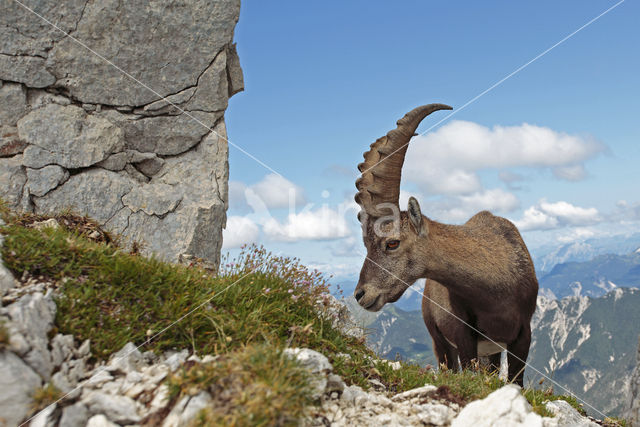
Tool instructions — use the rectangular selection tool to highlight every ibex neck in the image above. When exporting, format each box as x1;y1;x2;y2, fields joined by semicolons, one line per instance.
420;220;485;290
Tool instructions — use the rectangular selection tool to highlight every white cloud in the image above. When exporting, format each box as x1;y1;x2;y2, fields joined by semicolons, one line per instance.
401;188;520;223
263;204;352;242
228;173;306;211
222;216;260;249
514;200;601;231
403;120;604;195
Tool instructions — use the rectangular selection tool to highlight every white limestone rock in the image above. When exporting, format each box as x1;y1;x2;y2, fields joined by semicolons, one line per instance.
452;385;544;427
0;351;43;427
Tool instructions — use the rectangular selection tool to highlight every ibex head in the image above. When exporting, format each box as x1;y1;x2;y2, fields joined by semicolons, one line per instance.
353;104;452;311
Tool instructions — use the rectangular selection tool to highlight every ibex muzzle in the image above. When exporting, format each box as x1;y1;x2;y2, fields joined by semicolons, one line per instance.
353;104;539;386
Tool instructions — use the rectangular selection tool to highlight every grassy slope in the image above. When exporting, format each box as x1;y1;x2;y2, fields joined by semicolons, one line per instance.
0;206;624;426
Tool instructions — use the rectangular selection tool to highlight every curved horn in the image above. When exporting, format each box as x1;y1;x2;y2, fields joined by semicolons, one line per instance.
355;103;452;220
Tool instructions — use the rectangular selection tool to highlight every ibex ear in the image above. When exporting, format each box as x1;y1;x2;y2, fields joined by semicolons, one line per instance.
407;197;425;236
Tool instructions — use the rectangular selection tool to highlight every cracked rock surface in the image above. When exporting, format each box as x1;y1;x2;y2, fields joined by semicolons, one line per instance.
0;0;243;269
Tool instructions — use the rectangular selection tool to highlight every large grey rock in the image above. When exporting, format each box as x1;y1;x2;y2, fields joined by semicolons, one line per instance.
46;0;241;106
26;165;69;197
0;154;27;209
0;351;43;427
628;336;640;427
34;169;134;223
0;83;28;126
0;0;242;269
18;104;125;169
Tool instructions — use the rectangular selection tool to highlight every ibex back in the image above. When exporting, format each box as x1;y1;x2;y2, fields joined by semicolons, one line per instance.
353;104;538;386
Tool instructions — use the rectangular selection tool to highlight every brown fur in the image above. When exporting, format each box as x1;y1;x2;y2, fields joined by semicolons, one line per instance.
353;105;538;386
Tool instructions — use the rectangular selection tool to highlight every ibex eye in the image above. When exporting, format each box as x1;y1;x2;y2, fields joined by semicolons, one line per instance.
386;240;400;250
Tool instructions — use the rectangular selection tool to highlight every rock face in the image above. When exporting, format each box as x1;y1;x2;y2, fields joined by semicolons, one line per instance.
628;336;640;427
0;0;243;269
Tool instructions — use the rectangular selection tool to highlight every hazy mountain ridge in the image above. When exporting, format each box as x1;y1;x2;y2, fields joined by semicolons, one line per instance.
532;233;640;275
538;252;640;299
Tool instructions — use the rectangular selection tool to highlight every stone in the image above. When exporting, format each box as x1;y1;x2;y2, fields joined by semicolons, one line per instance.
226;44;245;97
0;351;43;427
30;402;57;427
85;414;120;427
108;342;145;374
283;348;333;374
627;335;640;426
134;155;165;177
0;0;86;58
163;349;189;372
122;183;182;216
7;292;57;378
0;83;28;126
326;374;346;395
46;0;241;106
82;391;141;424
121;111;221;155
451;385;544;427
26;165;69;197
392;384;438;402
415;403;456;426
50;333;75;368
135;87;196;116
545;400;598;427
59;402;90;427
34;169;135;224
184;49;229;112
0;126;28;157
18;104;125;169
161;395;189;427
0;154;27;209
179;391;213;424
0;221;17;294
0;54;56;88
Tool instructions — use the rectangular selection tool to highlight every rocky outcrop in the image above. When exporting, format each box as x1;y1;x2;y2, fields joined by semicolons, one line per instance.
628;336;640;427
0;0;243;269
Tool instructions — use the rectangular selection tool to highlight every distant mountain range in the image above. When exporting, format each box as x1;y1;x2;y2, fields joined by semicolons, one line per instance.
346;287;640;417
538;252;640;299
532;232;640;275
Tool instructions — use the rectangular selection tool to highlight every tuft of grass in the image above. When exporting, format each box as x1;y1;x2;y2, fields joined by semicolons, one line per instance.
168;344;314;427
31;383;62;413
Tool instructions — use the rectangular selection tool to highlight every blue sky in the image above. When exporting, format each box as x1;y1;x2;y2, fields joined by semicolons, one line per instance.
222;1;640;281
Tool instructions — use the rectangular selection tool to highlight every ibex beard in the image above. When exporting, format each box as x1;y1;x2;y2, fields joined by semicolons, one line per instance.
353;104;539;386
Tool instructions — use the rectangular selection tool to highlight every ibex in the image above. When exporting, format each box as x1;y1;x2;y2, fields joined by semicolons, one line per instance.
353;104;538;386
